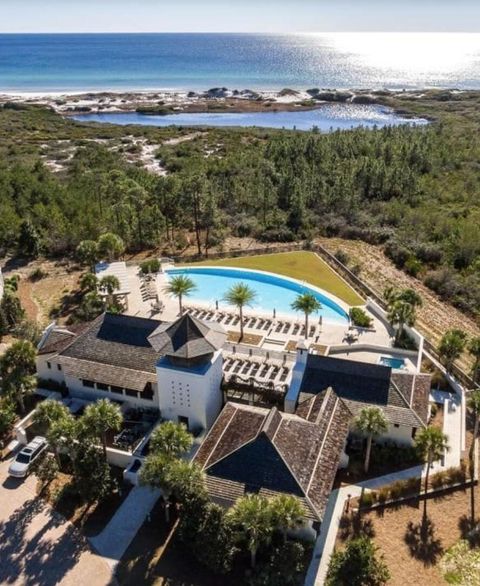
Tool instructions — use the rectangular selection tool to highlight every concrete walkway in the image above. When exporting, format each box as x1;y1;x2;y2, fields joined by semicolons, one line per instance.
90;485;161;570
439;392;462;469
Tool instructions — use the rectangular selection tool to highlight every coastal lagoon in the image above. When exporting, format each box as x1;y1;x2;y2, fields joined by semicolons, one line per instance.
72;104;428;131
1;33;480;92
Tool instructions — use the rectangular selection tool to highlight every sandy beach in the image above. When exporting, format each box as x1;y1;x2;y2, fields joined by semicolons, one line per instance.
0;87;399;116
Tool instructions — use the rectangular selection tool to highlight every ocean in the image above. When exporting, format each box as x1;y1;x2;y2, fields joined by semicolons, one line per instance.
1;32;480;93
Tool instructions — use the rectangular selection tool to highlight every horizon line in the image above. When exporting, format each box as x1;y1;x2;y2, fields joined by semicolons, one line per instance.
1;30;479;35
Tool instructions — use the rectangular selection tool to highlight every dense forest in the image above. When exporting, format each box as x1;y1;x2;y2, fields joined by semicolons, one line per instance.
1;92;480;316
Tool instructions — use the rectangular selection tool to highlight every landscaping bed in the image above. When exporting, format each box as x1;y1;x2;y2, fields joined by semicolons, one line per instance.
336;483;480;586
226;330;263;346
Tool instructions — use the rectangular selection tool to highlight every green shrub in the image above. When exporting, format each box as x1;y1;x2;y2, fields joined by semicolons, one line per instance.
360;492;375;508
389;480;406;500
431;471;448;490
349;307;373;328
29;267;47;281
446;466;466;486
140;259;160;274
334;249;350;266
405;256;423;277
377;487;389;504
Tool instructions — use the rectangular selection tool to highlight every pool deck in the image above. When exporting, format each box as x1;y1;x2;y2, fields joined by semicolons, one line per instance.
122;264;417;372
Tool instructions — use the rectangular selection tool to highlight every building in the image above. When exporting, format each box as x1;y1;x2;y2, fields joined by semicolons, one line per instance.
194;389;351;537
286;351;430;445
36;312;226;433
148;313;226;432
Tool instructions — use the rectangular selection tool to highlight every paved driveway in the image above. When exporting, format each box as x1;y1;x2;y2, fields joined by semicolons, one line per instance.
0;456;114;586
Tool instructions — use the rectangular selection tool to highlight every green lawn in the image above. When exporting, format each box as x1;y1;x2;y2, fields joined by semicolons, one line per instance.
184;251;364;306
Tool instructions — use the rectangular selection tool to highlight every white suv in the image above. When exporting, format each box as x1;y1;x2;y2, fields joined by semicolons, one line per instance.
8;436;48;478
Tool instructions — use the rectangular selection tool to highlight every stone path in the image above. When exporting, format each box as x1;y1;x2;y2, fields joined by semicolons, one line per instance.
90;485;161;569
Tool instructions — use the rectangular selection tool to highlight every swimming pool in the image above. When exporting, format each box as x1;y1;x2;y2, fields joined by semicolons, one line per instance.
165;266;349;324
379;356;406;370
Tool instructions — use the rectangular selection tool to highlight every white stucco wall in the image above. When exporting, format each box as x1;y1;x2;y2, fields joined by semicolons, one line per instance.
36;355;67;385
156;350;223;432
350;422;414;446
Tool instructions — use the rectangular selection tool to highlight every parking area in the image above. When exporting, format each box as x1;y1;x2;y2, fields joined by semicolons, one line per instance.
0;456;114;586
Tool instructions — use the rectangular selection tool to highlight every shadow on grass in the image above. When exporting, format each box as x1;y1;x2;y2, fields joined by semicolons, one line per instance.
458;515;480;547
338;512;375;542
116;500;227;586
404;515;443;567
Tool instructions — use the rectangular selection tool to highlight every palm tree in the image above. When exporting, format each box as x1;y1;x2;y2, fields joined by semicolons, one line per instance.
270;494;305;542
76;240;99;272
163;275;197;316
467;389;480;526
99;275;120;306
384;286;422;309
415;426;449;518
290;293;322;338
354;406;388;473
82;399;123;460
468;390;480;443
149;420;193;460
47;412;83;476
97;232;125;262
468;337;480;385
223;282;256;341
229;494;273;568
80;272;99;293
140;453;204;522
0;340;37;413
33;399;70;464
387;300;415;344
438;329;467;373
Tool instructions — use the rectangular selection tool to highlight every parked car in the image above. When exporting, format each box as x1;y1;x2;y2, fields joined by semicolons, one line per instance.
8;436;47;478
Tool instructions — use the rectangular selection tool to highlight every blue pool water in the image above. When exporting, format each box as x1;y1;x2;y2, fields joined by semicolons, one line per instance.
166;267;349;324
72;105;427;132
379;356;406;369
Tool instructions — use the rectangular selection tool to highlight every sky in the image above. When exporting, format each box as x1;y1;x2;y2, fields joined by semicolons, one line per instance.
1;0;479;33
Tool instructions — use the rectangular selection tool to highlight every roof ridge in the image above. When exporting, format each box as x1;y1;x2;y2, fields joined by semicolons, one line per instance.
390;377;413;410
204;407;270;471
306;395;339;495
268;420;323;519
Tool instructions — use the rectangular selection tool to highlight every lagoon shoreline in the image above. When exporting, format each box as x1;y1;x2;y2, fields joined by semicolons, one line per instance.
0;87;446;119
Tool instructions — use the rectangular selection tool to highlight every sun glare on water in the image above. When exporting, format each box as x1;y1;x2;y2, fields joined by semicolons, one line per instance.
301;32;480;83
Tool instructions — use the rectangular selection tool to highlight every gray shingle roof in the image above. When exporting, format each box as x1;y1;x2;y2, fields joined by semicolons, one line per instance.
194;392;350;521
38;323;89;355
60;313;163;373
299;354;428;429
148;313;226;360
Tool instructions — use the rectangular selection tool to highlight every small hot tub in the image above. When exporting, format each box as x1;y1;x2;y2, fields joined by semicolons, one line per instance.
379;356;406;370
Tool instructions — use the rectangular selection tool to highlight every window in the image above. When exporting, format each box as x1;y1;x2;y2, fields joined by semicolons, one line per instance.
394;423;400;428
110;386;124;395
57;364;62;371
46;362;51;369
82;379;95;388
97;382;109;391
143;383;154;401
125;388;139;398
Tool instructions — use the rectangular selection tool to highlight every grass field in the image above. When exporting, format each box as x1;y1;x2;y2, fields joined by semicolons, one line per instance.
185;251;364;306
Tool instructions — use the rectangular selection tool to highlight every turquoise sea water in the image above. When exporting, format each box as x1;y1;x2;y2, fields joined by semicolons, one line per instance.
1;33;480;92
72;105;428;131
166;267;349;324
